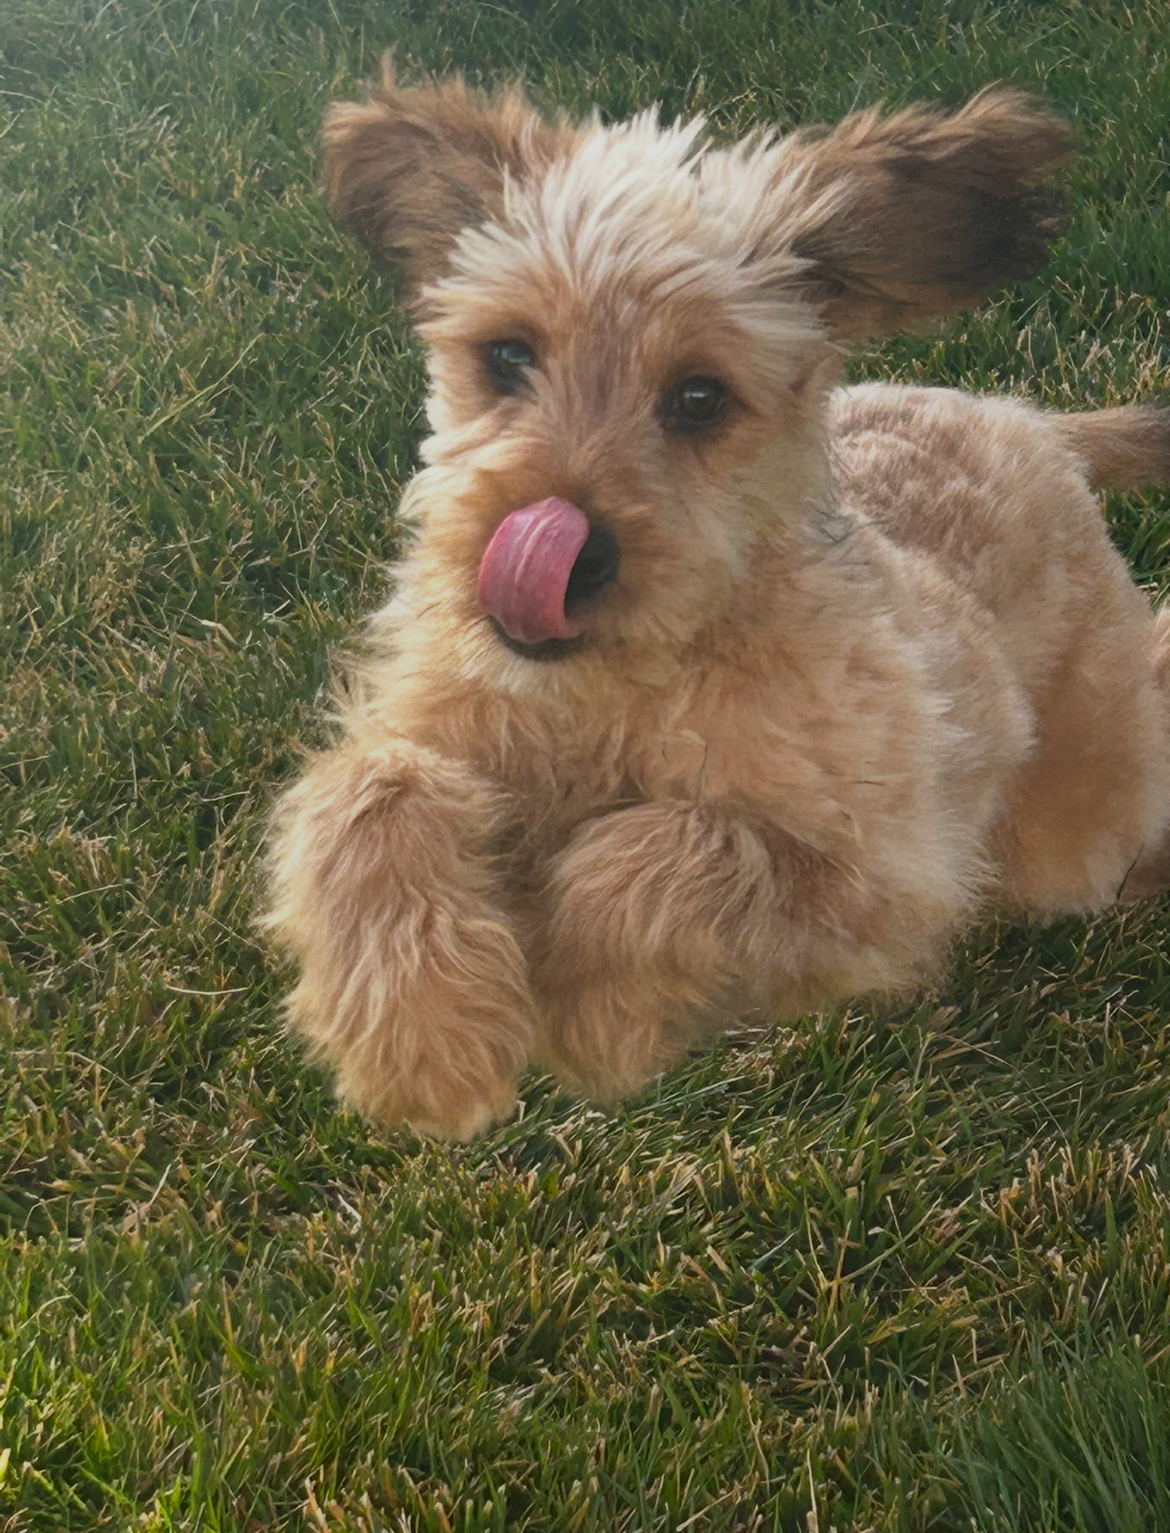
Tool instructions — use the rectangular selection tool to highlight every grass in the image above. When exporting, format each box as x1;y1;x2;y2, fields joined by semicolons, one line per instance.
2;0;1170;1528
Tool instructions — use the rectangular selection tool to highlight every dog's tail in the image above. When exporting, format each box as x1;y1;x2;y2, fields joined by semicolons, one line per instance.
1057;405;1170;492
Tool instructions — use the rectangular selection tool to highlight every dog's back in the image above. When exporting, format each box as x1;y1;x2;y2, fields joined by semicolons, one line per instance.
830;383;1170;914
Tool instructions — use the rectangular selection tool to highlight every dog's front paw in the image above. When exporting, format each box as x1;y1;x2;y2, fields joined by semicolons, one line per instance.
529;801;780;1096
534;978;691;1101
287;936;535;1140
266;742;537;1139
283;885;538;1138
327;996;528;1141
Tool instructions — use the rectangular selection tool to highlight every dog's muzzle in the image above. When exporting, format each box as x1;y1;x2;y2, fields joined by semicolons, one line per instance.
478;497;620;652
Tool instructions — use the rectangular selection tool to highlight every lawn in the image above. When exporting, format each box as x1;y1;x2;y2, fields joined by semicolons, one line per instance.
3;1;1170;1528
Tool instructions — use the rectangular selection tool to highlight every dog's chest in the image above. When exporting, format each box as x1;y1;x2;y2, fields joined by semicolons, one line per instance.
625;666;885;856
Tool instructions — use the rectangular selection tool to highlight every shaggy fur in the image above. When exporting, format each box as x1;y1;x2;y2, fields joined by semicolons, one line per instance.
265;59;1170;1138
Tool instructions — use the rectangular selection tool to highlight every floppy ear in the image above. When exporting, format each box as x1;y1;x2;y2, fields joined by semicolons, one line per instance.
761;88;1072;338
322;53;574;297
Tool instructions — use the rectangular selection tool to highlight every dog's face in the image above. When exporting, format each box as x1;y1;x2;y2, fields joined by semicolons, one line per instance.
324;66;1068;662
414;118;836;658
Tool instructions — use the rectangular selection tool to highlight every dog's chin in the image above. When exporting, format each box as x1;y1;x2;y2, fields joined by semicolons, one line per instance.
489;618;588;662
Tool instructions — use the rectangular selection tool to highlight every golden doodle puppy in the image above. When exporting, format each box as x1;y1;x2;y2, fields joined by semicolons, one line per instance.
266;59;1170;1139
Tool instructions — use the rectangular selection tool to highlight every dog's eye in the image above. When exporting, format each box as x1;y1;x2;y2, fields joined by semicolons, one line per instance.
484;339;536;395
660;376;730;435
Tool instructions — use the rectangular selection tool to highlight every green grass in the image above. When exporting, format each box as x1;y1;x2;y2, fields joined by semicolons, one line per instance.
3;1;1170;1528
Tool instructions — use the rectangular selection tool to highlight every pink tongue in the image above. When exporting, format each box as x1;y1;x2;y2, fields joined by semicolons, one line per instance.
478;497;591;645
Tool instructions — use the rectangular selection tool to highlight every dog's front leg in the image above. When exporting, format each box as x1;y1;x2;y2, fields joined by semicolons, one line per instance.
531;801;784;1098
265;739;535;1138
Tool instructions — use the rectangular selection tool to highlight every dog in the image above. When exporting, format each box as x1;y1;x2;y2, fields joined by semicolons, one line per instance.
265;58;1170;1139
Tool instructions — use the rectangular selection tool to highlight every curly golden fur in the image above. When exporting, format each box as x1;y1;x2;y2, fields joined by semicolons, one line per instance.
265;59;1170;1138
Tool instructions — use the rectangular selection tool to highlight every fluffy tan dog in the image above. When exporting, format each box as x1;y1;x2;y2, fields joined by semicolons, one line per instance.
266;60;1170;1138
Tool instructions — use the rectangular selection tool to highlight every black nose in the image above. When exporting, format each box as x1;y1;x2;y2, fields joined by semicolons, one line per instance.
565;524;620;611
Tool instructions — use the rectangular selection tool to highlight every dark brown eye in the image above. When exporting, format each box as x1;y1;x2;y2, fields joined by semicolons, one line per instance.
661;375;730;435
484;339;536;394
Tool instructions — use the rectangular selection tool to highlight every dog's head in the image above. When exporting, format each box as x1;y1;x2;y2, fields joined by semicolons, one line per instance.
325;61;1069;663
